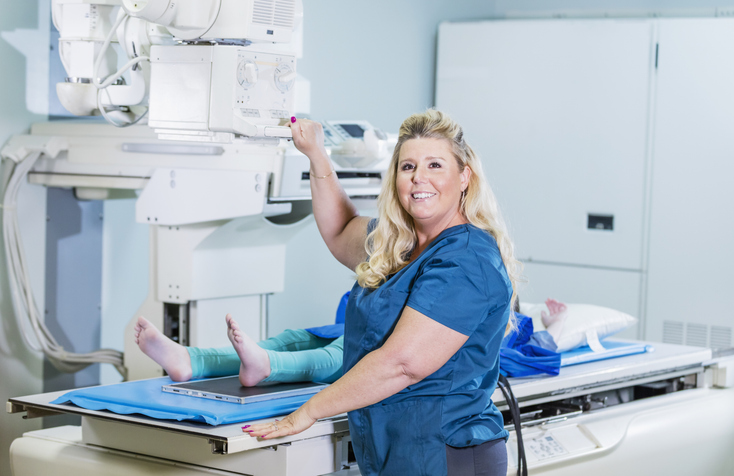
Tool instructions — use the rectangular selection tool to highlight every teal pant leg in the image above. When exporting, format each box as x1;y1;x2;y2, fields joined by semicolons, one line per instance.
186;330;344;382
261;335;344;384
258;329;334;352
187;346;240;379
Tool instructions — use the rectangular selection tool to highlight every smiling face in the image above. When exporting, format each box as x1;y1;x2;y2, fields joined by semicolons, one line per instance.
395;137;472;232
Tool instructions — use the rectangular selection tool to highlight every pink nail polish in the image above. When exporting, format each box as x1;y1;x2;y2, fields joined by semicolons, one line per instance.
290;116;296;123
242;425;250;429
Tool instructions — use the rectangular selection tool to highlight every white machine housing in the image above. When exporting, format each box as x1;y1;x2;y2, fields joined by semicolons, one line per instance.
51;0;302;139
148;44;296;143
121;0;299;43
7;119;390;380
53;0;153;117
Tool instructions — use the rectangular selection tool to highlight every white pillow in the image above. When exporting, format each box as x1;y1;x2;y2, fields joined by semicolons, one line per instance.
546;302;637;353
519;300;638;353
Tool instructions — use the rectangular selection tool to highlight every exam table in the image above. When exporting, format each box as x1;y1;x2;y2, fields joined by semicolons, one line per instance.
8;341;734;475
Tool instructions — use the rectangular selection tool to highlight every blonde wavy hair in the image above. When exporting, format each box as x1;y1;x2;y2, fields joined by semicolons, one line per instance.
355;109;522;324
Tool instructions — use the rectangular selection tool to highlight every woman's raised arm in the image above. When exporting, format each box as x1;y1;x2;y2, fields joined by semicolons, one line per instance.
290;118;371;270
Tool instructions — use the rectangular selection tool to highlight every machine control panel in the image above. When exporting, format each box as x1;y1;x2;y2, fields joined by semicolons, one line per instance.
273;62;296;93
237;59;258;89
232;50;295;119
322;120;373;146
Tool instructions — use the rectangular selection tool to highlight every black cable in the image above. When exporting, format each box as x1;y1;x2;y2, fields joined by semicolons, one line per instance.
498;374;528;476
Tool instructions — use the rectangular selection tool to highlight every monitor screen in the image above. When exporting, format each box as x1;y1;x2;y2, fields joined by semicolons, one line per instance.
339;124;365;138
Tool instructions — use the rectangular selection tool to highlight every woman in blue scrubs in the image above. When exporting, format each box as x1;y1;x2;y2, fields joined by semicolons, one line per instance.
246;109;521;475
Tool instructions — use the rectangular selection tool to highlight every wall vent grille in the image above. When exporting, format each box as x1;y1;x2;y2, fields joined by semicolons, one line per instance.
711;326;732;349
252;0;295;28
662;321;684;345
685;323;708;347
662;321;733;349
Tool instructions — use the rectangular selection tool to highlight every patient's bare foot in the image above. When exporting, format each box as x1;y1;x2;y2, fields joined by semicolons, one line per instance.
541;298;568;328
226;314;271;387
134;316;192;381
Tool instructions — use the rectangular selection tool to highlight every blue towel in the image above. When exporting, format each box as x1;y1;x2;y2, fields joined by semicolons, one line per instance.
51;377;315;426
500;314;562;377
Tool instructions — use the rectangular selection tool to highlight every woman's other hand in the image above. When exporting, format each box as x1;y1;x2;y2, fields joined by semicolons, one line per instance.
242;405;317;440
290;117;329;163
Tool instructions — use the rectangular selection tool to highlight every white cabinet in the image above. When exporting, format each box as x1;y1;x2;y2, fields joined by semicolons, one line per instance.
436;18;733;347
645;19;734;347
437;19;654;270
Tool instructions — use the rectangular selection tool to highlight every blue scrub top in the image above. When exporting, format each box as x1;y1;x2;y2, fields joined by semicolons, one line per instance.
344;223;511;475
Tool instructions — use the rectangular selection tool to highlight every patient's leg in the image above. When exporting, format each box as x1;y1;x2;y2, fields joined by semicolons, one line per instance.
259;328;335;352
226;314;272;387
262;335;343;385
134;316;192;381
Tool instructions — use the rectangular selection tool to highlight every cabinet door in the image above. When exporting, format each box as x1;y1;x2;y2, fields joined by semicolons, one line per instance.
436;20;654;270
645;18;734;347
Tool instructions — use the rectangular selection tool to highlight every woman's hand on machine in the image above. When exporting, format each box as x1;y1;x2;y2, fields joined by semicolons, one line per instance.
289;117;329;164
242;404;317;439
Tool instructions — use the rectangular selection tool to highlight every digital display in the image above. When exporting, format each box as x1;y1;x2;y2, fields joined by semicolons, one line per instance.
339;124;365;138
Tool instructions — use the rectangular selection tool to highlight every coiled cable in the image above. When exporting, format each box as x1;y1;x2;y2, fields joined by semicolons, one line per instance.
498;374;528;476
2;152;126;376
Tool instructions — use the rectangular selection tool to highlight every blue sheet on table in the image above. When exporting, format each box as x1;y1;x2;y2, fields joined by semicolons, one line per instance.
560;340;653;367
51;377;315;426
52;340;652;426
